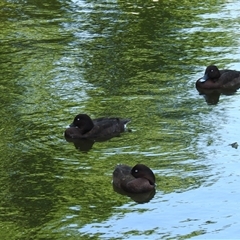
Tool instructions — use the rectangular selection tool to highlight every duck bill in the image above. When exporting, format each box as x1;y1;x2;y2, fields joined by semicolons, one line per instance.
69;122;77;127
198;74;208;83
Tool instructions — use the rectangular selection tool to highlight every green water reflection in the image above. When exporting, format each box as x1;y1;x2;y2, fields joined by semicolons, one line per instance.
0;0;238;239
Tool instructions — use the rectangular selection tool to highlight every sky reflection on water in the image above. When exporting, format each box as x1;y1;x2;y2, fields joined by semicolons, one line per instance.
1;0;240;239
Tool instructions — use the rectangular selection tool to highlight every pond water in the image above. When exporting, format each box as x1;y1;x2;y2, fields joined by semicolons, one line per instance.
1;0;240;239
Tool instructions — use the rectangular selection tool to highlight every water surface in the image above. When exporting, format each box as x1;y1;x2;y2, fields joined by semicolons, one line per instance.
0;0;240;239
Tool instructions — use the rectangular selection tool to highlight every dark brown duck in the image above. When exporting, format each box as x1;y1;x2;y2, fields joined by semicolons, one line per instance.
196;65;240;90
65;114;130;139
113;164;155;193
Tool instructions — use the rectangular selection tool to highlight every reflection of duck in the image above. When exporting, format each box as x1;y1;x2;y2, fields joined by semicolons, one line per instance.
65;138;95;152
65;135;123;152
196;86;238;105
113;183;156;204
196;65;240;90
65;114;130;139
113;164;155;193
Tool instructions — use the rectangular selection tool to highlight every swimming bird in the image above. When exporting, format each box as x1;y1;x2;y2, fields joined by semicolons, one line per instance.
112;164;155;193
196;65;240;90
65;114;130;139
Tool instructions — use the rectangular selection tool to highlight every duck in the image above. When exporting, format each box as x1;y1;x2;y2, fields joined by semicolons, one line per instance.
196;65;240;90
65;114;130;139
112;164;155;193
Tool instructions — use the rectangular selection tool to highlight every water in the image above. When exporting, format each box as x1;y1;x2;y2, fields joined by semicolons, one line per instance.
0;0;240;239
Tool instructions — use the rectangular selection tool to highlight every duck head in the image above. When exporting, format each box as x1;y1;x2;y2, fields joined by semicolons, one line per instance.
69;114;94;134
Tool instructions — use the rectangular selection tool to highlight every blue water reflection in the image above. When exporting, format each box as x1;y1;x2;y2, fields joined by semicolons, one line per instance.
1;0;240;239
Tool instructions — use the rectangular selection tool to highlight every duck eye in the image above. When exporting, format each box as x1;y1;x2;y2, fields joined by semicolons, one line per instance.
134;169;138;173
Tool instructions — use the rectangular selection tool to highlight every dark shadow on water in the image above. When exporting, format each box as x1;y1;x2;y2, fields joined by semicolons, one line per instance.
196;86;238;105
65;137;95;152
65;134;122;152
112;183;156;204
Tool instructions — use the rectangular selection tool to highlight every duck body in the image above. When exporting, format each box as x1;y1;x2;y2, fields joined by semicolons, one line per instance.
112;164;155;193
65;114;130;139
196;65;240;90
